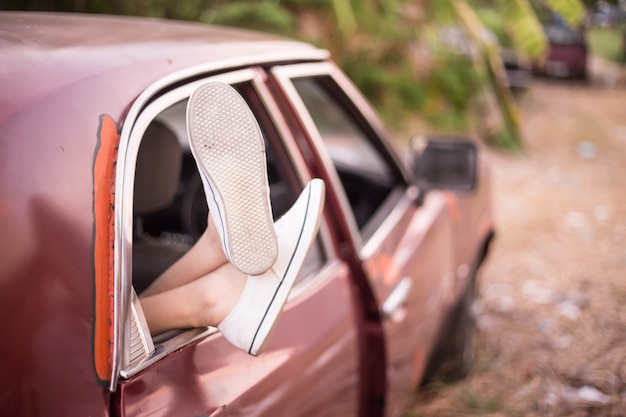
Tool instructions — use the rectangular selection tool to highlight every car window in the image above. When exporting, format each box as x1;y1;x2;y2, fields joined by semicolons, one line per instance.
131;80;325;311
291;76;400;231
117;75;331;380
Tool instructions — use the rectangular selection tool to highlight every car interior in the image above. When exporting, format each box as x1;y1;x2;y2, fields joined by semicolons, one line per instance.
131;84;316;297
291;76;398;230
130;77;399;298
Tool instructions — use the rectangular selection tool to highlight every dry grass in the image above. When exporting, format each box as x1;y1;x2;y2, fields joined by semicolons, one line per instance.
410;79;626;417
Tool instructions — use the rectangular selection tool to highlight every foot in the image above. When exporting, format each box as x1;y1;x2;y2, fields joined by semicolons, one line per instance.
217;179;325;355
187;82;277;275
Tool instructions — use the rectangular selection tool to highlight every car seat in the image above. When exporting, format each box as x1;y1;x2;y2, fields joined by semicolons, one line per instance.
132;120;187;294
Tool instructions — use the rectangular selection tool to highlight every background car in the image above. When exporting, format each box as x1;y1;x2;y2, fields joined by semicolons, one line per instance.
0;12;493;417
533;8;588;79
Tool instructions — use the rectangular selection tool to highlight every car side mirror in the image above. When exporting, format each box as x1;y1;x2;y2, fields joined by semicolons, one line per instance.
411;135;478;192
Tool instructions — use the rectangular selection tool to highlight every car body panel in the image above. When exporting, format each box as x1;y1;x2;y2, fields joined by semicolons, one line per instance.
115;264;359;417
364;193;456;417
543;42;588;79
0;12;324;124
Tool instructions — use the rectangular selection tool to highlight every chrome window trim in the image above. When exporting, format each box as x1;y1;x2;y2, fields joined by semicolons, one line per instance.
249;69;337;293
360;190;414;260
250;68;312;193
123;288;155;370
120;327;216;379
272;62;412;252
119;49;328;137
271;64;362;251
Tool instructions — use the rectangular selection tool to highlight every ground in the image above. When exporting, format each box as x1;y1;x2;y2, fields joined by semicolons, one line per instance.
411;71;626;416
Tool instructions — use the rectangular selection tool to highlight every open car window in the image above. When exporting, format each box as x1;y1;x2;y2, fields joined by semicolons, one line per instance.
132;80;325;294
289;75;405;236
134;84;295;293
118;73;327;379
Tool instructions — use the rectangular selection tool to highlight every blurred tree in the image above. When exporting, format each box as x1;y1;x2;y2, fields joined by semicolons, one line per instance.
542;0;587;26
473;0;587;59
0;0;585;149
202;1;295;33
451;0;524;148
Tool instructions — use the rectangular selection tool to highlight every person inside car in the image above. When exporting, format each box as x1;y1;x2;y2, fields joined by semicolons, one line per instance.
139;82;325;356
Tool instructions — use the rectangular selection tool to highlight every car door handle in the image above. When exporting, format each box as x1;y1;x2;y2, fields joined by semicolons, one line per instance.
382;277;412;320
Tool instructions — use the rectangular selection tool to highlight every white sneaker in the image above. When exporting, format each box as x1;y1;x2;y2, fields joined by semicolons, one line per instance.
218;179;325;355
187;82;277;276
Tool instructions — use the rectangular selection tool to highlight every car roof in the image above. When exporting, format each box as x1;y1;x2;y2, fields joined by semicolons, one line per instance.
0;12;327;123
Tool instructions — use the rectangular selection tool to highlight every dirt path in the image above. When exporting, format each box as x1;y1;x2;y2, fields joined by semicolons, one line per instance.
411;80;626;416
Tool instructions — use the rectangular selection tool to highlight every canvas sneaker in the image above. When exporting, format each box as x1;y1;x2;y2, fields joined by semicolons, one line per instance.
217;179;325;355
187;82;277;275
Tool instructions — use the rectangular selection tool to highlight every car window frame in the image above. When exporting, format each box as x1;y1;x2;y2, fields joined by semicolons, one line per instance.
270;62;413;247
112;67;336;386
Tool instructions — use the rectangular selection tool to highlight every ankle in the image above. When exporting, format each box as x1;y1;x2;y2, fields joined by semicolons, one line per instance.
198;267;247;326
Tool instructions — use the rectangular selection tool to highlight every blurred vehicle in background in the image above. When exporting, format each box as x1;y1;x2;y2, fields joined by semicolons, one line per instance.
501;49;532;94
533;8;588;79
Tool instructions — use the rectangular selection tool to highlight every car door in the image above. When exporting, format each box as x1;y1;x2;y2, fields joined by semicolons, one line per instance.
271;62;460;417
110;68;361;417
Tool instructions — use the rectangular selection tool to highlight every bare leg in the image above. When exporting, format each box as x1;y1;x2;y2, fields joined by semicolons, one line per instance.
141;216;228;297
139;179;325;354
140;263;246;336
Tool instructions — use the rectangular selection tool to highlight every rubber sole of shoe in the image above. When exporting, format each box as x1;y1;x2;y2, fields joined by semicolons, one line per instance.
187;82;277;275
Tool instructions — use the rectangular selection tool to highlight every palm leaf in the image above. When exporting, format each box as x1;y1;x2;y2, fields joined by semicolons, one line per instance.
453;0;523;147
542;0;586;28
203;1;294;33
331;0;357;35
501;0;548;59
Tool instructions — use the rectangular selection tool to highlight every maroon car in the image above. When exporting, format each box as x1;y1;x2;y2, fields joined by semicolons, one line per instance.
533;9;588;79
0;12;493;417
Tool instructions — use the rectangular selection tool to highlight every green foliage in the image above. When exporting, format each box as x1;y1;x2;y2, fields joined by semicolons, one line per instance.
446;0;526;149
428;0;459;24
147;0;209;20
469;0;548;60
501;0;548;59
4;0;583;150
203;1;295;33
588;27;626;63
542;0;586;28
330;0;357;35
1;0;211;20
423;53;483;130
321;0;503;139
476;8;512;48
